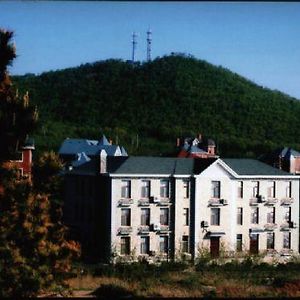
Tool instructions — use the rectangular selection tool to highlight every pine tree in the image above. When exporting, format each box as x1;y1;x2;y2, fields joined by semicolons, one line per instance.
0;29;80;297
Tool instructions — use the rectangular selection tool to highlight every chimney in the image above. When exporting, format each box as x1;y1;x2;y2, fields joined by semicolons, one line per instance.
176;137;181;147
197;133;202;142
109;139;113;145
100;149;107;174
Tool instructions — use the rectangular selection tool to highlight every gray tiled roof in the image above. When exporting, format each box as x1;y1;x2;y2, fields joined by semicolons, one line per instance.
222;159;292;176
109;156;194;175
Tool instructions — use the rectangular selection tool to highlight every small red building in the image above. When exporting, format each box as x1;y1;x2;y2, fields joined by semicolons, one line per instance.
10;137;35;179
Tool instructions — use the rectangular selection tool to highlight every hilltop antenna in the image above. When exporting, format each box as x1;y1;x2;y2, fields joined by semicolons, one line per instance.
132;32;137;63
146;28;152;62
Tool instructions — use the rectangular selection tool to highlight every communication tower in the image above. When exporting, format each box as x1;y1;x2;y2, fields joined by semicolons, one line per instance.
147;29;152;62
132;32;137;63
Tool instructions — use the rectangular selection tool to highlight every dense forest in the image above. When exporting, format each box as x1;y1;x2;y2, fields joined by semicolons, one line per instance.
13;53;300;158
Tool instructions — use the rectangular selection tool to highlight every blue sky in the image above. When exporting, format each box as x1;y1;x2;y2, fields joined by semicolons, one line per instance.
1;1;300;99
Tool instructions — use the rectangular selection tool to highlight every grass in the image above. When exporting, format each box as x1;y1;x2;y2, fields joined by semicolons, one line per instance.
64;259;300;298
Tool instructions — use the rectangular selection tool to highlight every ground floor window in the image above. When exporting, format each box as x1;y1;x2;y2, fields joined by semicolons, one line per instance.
182;235;189;253
267;232;274;250
236;234;243;252
120;236;130;255
159;236;169;253
140;236;150;254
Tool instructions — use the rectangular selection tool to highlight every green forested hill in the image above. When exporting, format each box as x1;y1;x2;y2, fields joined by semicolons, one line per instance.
12;53;300;157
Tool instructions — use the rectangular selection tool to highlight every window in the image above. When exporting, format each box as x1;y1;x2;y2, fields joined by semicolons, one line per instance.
236;234;243;252
141;208;150;226
284;207;291;223
160;208;169;225
160;180;169;198
211;208;220;226
159;236;169;253
121;208;131;226
182;235;189;253
140;236;150;254
141;180;150;198
267;181;276;198
183;180;190;198
121;180;131;198
120;237;130;255
251;207;259;224
283;232;291;249
183;208;189;226
211;181;220;198
238;181;243;198
267;233;274;249
252;181;259;197
286;181;292;198
267;207;275;224
237;207;243;225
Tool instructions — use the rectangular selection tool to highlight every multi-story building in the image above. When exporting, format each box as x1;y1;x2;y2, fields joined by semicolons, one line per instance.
194;159;299;258
63;154;299;262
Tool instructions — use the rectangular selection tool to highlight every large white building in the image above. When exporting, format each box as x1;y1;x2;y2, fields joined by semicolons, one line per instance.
63;155;299;262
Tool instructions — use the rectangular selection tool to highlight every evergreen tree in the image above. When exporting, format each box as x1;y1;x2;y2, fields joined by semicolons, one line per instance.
0;29;80;297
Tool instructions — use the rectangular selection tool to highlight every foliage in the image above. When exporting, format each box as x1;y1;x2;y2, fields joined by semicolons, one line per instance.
68;259;300;298
13;53;300;157
0;29;38;160
0;29;80;297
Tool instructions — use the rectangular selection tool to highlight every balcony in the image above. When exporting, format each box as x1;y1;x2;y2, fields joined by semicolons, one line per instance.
118;199;133;207
265;198;278;206
138;226;150;234
157;198;171;206
208;198;228;206
118;227;132;235
151;224;169;233
138;199;150;206
249;227;264;234
280;221;297;230
159;225;170;233
264;223;277;231
250;195;266;206
280;222;291;231
281;197;294;206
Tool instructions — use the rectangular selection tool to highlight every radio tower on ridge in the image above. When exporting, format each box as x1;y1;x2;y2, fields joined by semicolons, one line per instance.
147;29;152;62
131;32;137;63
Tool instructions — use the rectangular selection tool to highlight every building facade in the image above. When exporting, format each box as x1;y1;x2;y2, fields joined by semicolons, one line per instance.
63;155;299;262
194;159;299;258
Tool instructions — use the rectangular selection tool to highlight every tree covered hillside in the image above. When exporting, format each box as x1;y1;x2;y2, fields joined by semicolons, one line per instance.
13;54;300;157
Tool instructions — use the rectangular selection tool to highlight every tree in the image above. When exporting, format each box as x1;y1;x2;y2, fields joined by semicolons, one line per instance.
0;29;80;297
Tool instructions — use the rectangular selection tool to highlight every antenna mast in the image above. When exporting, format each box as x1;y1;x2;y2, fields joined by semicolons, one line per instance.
147;29;152;62
132;32;137;63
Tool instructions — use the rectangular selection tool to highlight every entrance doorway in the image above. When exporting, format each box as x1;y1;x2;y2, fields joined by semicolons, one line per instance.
210;237;220;258
250;234;259;254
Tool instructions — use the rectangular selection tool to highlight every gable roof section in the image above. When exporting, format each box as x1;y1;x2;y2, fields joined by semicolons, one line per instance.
222;158;291;176
109;156;194;175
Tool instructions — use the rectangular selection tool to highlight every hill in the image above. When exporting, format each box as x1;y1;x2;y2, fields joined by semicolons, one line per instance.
12;53;300;158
